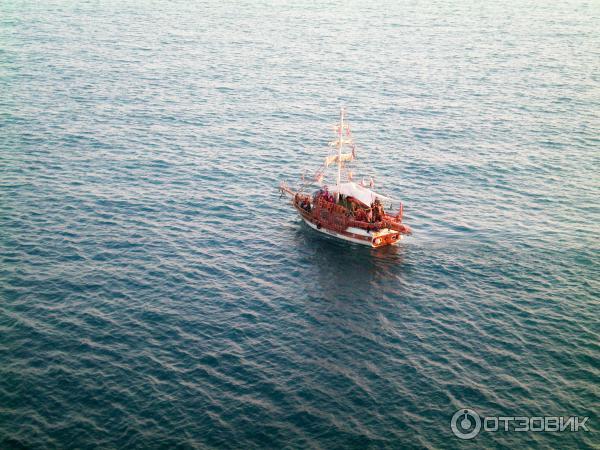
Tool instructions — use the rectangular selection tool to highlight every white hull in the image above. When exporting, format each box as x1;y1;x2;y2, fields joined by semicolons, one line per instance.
301;216;402;247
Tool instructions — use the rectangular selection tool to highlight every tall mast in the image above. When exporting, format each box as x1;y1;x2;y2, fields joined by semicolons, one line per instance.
335;107;344;203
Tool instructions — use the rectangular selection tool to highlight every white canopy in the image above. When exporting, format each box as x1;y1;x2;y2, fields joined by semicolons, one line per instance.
326;182;391;206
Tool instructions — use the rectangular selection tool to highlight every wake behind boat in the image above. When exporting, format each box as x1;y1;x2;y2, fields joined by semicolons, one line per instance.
279;108;412;247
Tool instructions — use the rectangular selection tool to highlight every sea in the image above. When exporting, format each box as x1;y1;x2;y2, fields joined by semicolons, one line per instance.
1;1;598;448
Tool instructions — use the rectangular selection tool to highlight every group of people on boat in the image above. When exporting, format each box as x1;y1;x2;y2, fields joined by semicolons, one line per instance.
299;197;311;212
310;187;386;224
352;198;384;223
317;188;335;203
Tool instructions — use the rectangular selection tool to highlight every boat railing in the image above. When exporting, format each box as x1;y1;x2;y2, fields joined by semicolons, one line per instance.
295;194;411;235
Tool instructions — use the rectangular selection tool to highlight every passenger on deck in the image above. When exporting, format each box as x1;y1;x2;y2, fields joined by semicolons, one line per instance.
349;201;356;216
300;198;310;212
371;199;383;222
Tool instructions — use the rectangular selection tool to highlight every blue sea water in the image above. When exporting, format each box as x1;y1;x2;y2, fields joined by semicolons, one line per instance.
1;0;599;448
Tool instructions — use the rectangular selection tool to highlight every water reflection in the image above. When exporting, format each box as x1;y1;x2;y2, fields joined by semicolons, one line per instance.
291;222;411;302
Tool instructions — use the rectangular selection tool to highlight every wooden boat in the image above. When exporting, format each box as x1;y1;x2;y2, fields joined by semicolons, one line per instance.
279;108;412;247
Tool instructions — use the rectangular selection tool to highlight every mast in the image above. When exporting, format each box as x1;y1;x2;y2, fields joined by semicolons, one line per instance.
335;107;344;203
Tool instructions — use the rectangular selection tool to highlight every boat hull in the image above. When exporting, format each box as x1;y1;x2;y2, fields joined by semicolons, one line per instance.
300;215;403;247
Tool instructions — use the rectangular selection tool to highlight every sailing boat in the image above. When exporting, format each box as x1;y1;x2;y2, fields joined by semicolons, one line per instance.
279;108;412;247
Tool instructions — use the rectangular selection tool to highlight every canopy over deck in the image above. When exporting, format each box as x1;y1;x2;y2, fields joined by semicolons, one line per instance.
326;182;392;206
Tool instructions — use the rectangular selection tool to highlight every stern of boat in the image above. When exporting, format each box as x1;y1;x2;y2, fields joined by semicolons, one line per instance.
370;229;403;247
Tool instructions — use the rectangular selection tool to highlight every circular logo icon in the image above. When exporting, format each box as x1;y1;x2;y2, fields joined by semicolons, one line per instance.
451;408;481;440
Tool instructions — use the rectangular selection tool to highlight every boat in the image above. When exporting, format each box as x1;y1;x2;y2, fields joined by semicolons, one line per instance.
279;108;412;247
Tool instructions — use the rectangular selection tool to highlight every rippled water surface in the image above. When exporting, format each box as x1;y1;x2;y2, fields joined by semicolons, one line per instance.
1;1;599;448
